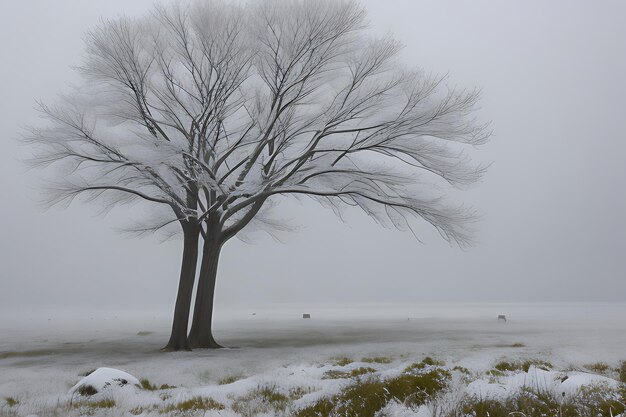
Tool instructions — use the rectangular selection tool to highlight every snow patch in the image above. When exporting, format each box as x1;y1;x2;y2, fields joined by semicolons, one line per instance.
466;378;508;398
466;366;621;400
68;367;140;396
559;372;619;395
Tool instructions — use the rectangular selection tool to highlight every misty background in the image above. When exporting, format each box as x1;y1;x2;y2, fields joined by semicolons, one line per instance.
1;0;625;316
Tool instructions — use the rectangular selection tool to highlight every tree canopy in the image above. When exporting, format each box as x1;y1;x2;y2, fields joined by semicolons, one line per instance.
25;0;490;350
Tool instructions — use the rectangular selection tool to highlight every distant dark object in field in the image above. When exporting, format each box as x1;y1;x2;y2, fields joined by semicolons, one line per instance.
252;313;256;315
137;331;153;336
303;314;311;319
498;315;507;322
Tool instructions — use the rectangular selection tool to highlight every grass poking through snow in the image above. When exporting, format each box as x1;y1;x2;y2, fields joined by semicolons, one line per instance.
139;378;176;391
584;362;611;374
73;399;116;410
218;374;244;385
619;360;626;383
4;397;19;407
161;397;224;413
361;356;393;364
493;359;552;372
297;357;451;417
462;384;626;417
323;366;377;379
231;384;289;417
331;357;353;366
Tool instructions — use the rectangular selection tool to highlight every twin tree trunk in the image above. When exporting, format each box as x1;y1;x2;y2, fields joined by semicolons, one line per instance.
164;219;223;351
187;230;223;348
163;223;200;351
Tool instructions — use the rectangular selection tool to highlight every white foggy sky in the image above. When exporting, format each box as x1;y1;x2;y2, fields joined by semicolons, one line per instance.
1;0;625;314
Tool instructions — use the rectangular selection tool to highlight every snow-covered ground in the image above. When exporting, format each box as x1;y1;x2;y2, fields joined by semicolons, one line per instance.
1;302;625;416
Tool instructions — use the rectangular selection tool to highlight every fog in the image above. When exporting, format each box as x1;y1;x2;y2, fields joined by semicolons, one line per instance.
1;0;625;317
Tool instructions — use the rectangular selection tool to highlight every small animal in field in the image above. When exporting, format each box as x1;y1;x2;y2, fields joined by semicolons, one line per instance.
497;315;507;322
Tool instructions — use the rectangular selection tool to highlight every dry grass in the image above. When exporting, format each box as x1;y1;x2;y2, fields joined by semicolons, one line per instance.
584;362;611;374
619;360;626;383
218;374;244;385
297;357;451;417
461;384;625;417
323;366;377;379
289;386;315;400
139;378;175;390
161;397;224;413
361;356;392;364
493;359;552;372
231;384;290;417
76;385;98;396
4;397;19;407
73;399;116;409
332;357;353;366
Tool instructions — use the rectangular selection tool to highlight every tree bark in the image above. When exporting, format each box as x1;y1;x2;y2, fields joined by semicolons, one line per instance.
188;223;223;349
162;223;200;351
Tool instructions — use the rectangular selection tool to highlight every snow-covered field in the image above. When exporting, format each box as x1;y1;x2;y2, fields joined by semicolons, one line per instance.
1;302;625;416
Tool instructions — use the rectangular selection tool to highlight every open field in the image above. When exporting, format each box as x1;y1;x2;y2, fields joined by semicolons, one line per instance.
1;303;625;416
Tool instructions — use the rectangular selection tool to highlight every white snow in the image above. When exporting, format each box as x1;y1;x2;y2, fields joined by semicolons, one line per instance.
68;367;141;396
0;302;624;416
559;372;619;394
465;365;621;401
466;379;509;398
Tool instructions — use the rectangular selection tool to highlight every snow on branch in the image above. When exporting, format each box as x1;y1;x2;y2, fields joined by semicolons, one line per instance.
26;0;490;244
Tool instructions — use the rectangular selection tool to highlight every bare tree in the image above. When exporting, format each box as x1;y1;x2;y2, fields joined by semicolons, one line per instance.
25;0;490;350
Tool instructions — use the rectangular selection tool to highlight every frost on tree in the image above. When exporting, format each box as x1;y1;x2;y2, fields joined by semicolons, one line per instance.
25;0;490;351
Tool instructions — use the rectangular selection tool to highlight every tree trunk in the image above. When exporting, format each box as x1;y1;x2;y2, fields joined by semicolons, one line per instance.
188;226;223;349
162;223;200;351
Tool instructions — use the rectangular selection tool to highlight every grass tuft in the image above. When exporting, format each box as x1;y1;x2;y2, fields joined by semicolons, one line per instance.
333;378;388;417
4;397;19;407
231;384;289;417
332;357;353;366
140;378;175;390
462;383;625;417
403;357;445;374
493;359;552;373
296;397;335;417
297;357;450;417
384;362;451;408
323;366;377;379
422;356;445;366
585;362;611;374
76;385;98;396
361;356;392;364
218;374;243;385
140;378;157;390
73;399;116;409
452;366;470;375
494;342;526;348
90;399;115;409
129;406;145;415
161;397;224;413
619;360;626;383
289;386;314;400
